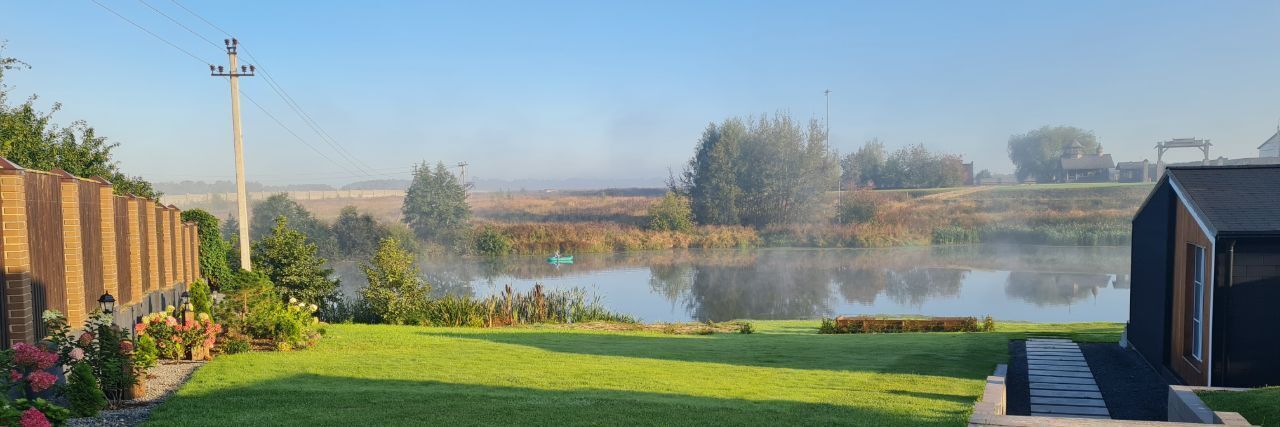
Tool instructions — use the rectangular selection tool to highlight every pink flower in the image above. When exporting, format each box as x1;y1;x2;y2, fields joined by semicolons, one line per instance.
19;408;50;427
11;343;58;370
26;371;56;393
120;340;135;353
165;317;178;327
69;348;85;361
9;370;20;383
78;332;95;347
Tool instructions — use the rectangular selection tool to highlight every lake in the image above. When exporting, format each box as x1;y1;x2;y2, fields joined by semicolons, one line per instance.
334;244;1131;323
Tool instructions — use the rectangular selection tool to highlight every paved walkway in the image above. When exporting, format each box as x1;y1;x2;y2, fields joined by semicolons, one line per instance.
1025;338;1110;419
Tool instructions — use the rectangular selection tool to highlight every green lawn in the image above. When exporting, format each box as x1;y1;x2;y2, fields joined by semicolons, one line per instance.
144;321;1122;427
1199;387;1280;426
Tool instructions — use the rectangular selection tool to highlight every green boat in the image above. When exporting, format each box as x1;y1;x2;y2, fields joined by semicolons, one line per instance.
547;255;574;264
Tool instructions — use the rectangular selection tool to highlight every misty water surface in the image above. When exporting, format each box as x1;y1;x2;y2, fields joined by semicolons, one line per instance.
335;244;1131;323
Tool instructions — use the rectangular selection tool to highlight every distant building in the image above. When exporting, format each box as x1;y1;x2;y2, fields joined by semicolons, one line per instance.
1115;160;1153;182
1128;164;1280;387
1260;130;1280;158
1059;141;1114;183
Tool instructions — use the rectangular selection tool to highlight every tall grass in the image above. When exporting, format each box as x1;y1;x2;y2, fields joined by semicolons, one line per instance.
329;284;637;327
479;222;758;254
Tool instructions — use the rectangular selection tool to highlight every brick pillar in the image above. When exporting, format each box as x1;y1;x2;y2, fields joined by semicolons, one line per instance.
143;200;159;295
125;196;143;306
157;205;171;289
53;171;86;326
0;158;34;345
95;178;118;301
171;207;185;284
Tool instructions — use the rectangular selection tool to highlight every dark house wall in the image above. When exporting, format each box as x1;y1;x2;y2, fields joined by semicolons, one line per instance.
1129;183;1175;369
1219;241;1280;387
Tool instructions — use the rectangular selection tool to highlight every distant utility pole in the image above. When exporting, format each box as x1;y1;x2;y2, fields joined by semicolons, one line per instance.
456;161;469;196
210;38;255;271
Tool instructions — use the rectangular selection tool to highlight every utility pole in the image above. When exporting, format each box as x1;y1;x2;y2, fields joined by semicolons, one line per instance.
456;161;469;196
210;38;255;271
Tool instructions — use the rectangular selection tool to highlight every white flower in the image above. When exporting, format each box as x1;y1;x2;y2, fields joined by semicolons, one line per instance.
308;304;318;312
289;297;298;304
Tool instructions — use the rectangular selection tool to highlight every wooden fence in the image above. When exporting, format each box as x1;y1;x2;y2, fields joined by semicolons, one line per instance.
0;157;200;345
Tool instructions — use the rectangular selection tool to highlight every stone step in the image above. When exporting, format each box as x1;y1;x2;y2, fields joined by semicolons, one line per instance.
1030;389;1103;399
1031;396;1108;407
1027;370;1095;379
1028;364;1092;372
1027;359;1089;367
1026;343;1079;348
1027;338;1073;342
1029;375;1097;385
1027;352;1084;358
1027;355;1086;361
1031;404;1110;417
1029;382;1100;392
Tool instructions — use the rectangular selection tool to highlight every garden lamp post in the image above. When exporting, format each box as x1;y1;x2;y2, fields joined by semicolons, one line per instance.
180;291;194;323
98;293;116;314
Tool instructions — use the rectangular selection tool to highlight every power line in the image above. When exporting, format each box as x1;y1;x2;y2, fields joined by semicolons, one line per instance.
88;0;378;178
136;0;221;49
165;0;376;175
87;0;208;64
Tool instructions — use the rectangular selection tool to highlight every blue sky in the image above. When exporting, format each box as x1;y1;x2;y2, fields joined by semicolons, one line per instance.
2;1;1278;185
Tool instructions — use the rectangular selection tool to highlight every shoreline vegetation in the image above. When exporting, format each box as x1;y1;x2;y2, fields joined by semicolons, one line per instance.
189;181;1150;258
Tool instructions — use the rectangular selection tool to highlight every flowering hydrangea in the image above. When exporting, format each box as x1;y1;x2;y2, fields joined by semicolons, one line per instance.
19;408;50;427
69;347;85;361
9;369;20;383
25;371;57;393
77;332;95;348
11;343;58;371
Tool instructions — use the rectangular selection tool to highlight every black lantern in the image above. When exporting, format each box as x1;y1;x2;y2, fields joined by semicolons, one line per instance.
180;291;190;307
98;293;116;313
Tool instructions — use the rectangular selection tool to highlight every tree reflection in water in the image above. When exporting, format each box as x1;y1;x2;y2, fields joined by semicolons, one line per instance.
1004;272;1111;307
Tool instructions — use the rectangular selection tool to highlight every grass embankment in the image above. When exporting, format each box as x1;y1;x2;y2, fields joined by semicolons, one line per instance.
1199;388;1280;426
145;321;1122;426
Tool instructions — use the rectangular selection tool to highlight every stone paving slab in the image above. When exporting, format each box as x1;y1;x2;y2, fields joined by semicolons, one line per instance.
1027;338;1073;342
1027;354;1086;360
1029;389;1103;399
1027;359;1089;367
1031;397;1108;407
1028;370;1094;379
1030;375;1096;385
1031;404;1110;417
1028;364;1092;372
1030;382;1100;392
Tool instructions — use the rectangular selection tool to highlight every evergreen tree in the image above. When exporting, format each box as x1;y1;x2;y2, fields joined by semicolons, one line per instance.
401;161;470;244
181;209;232;286
361;237;430;325
251;217;339;306
332;206;388;260
250;194;338;260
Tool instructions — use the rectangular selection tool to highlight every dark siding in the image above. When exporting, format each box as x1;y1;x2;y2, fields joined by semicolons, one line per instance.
1218;241;1280;387
1129;182;1175;370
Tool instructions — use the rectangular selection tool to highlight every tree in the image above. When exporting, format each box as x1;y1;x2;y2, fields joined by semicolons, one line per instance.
361;237;431;325
878;144;965;189
402;161;470;244
975;169;993;182
332;206;389;260
250;194;337;260
841;138;885;188
681;113;838;228
646;192;694;232
1007;126;1099;182
181;209;232;286
251;217;339;306
0;44;157;198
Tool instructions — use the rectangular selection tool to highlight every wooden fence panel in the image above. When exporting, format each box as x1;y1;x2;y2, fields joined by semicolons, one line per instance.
25;172;64;339
78;180;104;316
113;197;133;306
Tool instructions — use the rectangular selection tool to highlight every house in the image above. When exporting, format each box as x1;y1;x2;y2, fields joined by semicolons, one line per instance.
1116;160;1152;182
1127;165;1280;388
1059;141;1114;182
1259;130;1279;158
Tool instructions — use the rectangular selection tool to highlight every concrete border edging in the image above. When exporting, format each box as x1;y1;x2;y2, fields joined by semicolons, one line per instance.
1167;386;1251;425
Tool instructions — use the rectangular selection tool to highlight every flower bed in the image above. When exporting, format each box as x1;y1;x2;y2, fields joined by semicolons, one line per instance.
819;315;996;334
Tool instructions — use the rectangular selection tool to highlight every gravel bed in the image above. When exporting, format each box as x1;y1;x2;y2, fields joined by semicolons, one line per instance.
67;361;205;427
1079;343;1169;421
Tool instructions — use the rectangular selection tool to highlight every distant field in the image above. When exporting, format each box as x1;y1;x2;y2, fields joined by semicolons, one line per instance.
179;182;1154;251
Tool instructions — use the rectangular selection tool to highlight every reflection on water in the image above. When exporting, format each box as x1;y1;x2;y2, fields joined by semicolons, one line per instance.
333;244;1131;323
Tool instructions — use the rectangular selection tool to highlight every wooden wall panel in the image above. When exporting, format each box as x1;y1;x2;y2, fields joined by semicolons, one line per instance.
77;181;104;315
1170;199;1214;386
24;173;64;336
113;198;133;305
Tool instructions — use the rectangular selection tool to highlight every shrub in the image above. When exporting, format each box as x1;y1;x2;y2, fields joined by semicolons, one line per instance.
646;192;694;232
133;335;158;370
216;276;323;352
215;336;252;355
251;216;340;306
738;322;755;334
65;362;107;418
817;316;988;334
42;310;137;405
931;226;979;244
982;315;996;332
836;190;882;224
136;309;221;361
472;225;513;256
362;237;431;325
182;209;233;288
188;280;214;317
